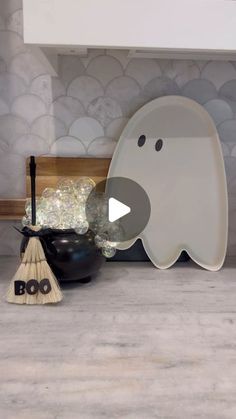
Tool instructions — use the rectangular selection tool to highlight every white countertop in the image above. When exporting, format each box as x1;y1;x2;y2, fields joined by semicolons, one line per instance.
1;257;236;418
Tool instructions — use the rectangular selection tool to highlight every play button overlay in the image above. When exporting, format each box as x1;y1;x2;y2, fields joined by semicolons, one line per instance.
108;197;131;222
86;177;151;243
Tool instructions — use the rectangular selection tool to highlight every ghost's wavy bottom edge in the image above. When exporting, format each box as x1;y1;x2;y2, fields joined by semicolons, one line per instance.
116;237;227;272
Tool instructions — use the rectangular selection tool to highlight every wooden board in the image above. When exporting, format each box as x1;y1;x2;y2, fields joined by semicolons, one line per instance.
0;199;26;220
0;157;111;220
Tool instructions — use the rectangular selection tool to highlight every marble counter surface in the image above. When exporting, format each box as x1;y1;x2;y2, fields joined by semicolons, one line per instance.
1;257;236;419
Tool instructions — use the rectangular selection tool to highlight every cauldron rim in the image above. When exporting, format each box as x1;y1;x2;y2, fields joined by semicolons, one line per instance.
40;227;91;236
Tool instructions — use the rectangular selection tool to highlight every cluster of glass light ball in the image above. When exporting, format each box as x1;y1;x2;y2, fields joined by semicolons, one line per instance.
22;177;119;258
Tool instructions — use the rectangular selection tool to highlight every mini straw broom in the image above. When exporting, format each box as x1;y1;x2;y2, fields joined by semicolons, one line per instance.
6;156;63;304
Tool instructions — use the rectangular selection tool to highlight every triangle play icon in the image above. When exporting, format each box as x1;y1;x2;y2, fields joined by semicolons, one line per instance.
108;197;131;223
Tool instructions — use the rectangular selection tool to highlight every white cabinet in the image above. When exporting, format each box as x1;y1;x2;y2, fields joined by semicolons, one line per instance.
23;0;236;58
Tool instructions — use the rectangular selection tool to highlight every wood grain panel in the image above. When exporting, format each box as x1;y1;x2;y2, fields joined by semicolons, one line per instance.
0;157;111;219
0;199;26;220
26;157;111;196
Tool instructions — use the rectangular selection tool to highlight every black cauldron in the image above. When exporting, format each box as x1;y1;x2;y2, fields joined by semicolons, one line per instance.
21;229;105;283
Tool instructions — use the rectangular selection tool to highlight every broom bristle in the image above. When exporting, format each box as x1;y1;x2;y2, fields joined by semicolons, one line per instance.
6;232;63;305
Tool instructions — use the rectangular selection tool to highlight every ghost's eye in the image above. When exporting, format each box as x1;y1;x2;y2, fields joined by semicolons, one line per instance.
155;139;163;152
138;135;146;147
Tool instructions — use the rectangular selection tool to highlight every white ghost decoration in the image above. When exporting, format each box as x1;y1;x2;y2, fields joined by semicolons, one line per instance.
108;96;228;271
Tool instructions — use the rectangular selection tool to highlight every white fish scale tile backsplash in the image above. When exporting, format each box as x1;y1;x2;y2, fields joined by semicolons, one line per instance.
1;0;236;255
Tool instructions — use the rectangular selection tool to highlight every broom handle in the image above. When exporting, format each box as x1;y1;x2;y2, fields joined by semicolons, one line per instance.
30;156;36;226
